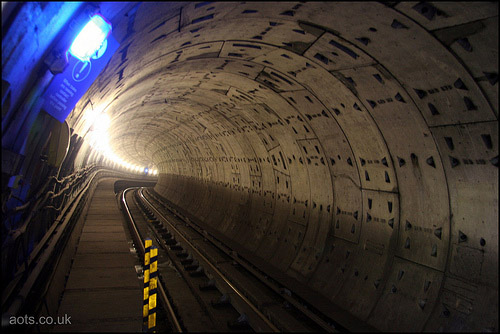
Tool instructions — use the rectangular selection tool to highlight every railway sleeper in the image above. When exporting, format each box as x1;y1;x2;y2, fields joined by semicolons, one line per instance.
199;279;217;291
176;250;189;258
170;243;183;251
164;237;176;245
184;260;199;271
161;231;172;238
189;266;205;277
211;294;231;308
227;313;250;330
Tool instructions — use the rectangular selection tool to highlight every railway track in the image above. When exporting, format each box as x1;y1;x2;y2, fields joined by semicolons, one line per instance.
121;188;182;332
121;187;338;332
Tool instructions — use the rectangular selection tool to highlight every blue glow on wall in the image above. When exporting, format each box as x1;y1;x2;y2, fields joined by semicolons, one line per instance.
41;32;120;123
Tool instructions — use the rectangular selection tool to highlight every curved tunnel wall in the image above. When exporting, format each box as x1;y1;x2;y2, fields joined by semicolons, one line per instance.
68;2;498;331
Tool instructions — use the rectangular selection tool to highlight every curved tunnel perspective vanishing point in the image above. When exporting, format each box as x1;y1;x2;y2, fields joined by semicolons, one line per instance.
2;2;498;332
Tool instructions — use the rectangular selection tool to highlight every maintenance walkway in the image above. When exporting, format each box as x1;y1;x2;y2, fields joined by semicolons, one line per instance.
53;179;142;332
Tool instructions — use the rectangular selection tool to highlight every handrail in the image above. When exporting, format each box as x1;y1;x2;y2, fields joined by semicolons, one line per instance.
1;166;152;313
1;166;103;310
2;171;102;318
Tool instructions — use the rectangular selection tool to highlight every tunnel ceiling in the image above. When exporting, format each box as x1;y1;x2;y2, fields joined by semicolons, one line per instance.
67;2;498;331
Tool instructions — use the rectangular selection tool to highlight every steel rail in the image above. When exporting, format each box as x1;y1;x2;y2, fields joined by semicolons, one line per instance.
143;188;344;332
121;188;183;333
143;188;341;332
138;188;281;333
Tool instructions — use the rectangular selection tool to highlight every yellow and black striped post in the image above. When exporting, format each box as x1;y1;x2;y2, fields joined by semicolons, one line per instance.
148;246;158;331
143;239;152;331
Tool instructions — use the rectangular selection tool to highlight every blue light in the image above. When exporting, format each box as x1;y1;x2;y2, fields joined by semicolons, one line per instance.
144;168;149;174
69;14;112;62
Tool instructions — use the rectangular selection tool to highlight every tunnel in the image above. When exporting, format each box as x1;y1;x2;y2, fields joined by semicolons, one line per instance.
1;2;498;332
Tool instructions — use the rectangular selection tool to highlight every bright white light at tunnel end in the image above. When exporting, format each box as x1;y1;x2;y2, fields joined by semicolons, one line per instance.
91;145;155;175
84;108;158;176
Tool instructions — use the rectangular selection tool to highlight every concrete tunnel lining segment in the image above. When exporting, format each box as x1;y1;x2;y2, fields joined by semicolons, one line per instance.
61;2;498;332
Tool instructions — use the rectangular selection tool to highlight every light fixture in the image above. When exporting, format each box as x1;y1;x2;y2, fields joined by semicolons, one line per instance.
69;14;112;62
